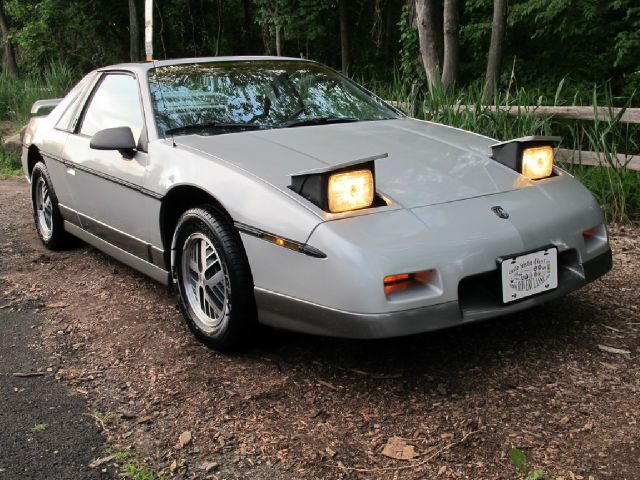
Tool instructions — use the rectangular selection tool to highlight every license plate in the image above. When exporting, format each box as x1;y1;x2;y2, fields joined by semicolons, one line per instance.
500;247;558;303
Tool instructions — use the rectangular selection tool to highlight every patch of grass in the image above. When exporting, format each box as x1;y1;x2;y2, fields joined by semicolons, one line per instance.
101;446;166;479
31;423;48;433
123;461;169;480
568;164;640;223
509;447;555;480
113;449;132;462
91;410;117;426
0;145;21;176
0;61;77;127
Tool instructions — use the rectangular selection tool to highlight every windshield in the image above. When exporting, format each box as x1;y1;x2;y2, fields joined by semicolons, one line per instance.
148;60;401;137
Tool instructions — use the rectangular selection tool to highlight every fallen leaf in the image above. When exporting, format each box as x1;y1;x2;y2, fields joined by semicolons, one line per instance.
47;302;69;309
599;362;619;370
12;372;45;378
201;461;218;472
317;379;338;390
381;436;416;460
88;454;115;468
178;430;192;448
598;345;631;355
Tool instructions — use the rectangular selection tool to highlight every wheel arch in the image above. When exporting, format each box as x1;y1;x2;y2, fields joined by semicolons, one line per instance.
159;184;235;268
26;145;44;178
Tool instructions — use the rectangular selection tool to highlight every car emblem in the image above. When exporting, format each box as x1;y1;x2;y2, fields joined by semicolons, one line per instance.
491;206;509;219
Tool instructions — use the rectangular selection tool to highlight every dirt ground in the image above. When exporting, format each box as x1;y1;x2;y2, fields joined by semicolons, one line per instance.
1;175;638;480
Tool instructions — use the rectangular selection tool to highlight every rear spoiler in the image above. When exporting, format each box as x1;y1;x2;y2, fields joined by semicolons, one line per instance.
30;98;63;116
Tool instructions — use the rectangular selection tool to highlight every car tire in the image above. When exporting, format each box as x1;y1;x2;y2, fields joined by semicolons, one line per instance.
173;206;257;350
30;162;69;250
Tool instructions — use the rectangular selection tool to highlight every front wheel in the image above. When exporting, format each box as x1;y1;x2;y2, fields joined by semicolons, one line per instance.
173;206;257;350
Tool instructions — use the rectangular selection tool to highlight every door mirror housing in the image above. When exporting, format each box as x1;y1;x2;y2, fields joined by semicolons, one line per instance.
90;126;137;159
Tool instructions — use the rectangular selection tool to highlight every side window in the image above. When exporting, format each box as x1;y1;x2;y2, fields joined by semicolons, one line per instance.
55;73;95;132
80;74;144;142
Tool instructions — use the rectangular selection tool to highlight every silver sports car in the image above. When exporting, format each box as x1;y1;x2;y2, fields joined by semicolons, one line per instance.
22;56;612;349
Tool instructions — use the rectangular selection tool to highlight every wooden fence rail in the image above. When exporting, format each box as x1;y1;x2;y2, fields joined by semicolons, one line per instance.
476;105;640;124
387;100;640;124
557;149;640;172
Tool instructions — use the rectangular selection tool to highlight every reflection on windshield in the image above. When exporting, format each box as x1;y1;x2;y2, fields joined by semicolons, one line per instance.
148;61;400;137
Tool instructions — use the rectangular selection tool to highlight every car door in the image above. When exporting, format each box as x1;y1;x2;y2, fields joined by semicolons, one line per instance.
62;72;159;262
38;72;97;222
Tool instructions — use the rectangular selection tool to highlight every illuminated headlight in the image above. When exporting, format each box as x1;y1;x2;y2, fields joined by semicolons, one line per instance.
290;159;386;213
490;136;561;181
522;146;554;180
327;169;374;213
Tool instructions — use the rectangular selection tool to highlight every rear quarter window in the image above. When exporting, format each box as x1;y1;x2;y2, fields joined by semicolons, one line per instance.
55;73;97;132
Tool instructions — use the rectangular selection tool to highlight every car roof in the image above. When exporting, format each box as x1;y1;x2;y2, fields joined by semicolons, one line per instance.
97;56;318;75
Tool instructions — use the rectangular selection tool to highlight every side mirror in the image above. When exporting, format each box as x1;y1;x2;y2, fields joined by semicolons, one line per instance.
90;126;136;159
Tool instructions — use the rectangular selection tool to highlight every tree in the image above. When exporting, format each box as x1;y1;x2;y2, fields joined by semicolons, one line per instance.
0;0;18;76
274;1;284;55
441;0;460;92
414;0;439;91
482;0;507;103
128;0;140;61
338;0;349;73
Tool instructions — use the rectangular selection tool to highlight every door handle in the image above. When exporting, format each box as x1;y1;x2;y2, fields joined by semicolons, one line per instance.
66;166;76;176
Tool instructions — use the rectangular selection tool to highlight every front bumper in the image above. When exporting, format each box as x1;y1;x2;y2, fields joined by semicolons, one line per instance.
255;248;612;339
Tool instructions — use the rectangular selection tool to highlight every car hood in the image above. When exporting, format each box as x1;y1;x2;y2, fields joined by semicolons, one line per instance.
173;118;524;209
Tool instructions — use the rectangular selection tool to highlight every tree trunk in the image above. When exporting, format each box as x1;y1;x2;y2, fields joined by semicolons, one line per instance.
215;0;224;56
441;0;460;92
274;3;283;56
128;0;140;61
338;0;350;74
154;0;167;59
414;0;439;91
0;0;18;76
482;0;508;103
241;0;253;53
275;25;283;56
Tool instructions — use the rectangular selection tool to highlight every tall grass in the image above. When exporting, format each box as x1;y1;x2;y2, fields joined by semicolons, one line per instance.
0;61;78;175
0;143;21;176
366;74;639;223
0;61;78;127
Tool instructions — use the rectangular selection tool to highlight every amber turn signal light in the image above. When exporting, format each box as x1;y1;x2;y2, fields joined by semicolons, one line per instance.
384;273;413;285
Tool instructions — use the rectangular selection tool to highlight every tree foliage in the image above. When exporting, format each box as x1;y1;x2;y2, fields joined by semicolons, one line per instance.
0;0;637;97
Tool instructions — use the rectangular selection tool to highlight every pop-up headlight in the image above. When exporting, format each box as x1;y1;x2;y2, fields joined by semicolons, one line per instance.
290;154;388;213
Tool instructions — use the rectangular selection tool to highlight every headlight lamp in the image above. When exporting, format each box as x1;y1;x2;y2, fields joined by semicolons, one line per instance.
290;155;388;214
521;145;554;180
491;136;561;181
327;169;374;213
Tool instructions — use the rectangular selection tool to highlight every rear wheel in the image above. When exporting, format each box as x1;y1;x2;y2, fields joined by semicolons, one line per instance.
173;206;257;350
31;162;68;250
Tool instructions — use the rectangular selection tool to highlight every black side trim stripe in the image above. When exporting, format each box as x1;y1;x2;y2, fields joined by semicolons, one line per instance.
41;152;162;199
59;203;166;269
235;222;327;259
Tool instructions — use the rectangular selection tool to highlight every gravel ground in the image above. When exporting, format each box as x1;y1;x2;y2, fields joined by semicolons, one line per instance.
0;176;638;479
0;309;115;480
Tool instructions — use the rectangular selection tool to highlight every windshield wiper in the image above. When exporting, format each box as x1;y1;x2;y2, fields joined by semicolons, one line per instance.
284;117;359;128
165;122;262;136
